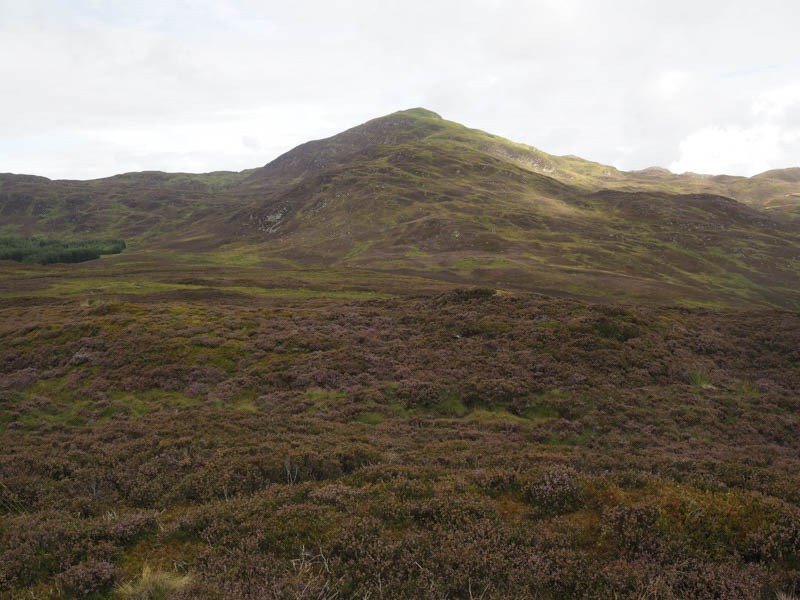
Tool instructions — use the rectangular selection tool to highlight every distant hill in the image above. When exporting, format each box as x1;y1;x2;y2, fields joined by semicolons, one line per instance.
2;108;800;307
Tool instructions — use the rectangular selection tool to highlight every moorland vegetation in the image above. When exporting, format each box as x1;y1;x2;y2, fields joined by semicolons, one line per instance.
1;109;799;599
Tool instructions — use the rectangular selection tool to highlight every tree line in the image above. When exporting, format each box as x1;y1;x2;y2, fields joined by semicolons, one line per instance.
0;236;126;265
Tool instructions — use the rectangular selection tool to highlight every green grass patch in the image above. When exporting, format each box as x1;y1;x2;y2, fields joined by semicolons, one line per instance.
355;411;385;425
434;391;468;417
117;565;191;600
465;407;531;425
345;240;374;259
453;256;514;272
533;320;561;329
524;404;560;421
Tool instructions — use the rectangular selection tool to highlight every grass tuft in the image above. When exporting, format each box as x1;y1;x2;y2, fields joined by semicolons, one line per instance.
117;565;191;600
689;369;712;387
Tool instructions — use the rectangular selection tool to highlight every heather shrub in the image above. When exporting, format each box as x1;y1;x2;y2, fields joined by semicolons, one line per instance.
56;559;119;598
609;470;651;490
309;483;364;507
111;513;159;544
601;503;663;556
470;468;521;496
527;547;603;598
525;465;583;516
438;287;496;303
0;510;122;589
0;367;39;389
746;518;800;565
2;294;800;596
0;478;28;514
671;560;766;599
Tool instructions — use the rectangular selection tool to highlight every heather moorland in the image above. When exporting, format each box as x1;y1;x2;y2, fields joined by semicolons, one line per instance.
1;110;800;599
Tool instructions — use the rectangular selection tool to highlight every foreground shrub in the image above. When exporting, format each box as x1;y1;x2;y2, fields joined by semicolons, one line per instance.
601;503;662;556
525;465;583;516
56;560;118;598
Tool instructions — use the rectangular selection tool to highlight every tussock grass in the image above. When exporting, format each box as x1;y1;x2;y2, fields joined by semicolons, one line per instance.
689;369;712;387
117;566;191;600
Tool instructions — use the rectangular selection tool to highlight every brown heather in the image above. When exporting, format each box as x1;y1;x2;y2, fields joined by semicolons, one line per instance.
1;289;799;599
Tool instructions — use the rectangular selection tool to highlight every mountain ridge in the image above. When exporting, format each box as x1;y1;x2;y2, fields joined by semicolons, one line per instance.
2;108;800;308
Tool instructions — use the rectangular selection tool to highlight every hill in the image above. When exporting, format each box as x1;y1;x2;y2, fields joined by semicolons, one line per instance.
2;108;800;308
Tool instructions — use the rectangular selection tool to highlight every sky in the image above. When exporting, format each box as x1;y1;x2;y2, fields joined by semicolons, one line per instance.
1;0;798;180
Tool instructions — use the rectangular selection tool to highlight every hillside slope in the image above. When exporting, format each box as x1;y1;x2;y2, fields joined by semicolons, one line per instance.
2;108;800;307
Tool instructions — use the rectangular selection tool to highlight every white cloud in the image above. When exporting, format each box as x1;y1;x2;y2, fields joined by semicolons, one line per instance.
670;82;800;175
0;0;799;178
651;70;690;98
669;125;798;176
753;83;800;119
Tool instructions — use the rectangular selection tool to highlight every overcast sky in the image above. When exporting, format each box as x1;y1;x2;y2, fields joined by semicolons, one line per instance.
1;0;798;180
